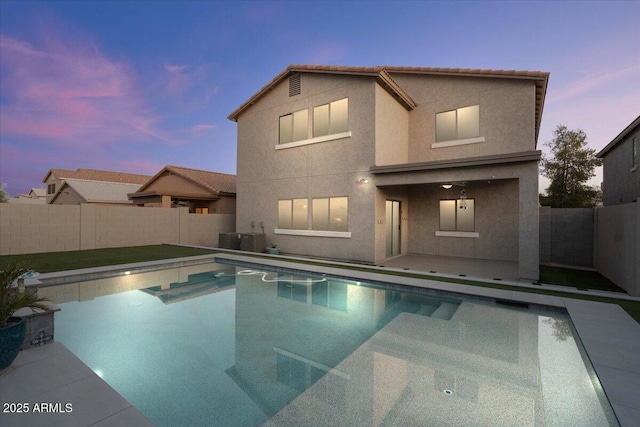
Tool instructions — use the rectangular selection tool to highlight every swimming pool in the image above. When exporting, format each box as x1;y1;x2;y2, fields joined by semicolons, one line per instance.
51;261;619;426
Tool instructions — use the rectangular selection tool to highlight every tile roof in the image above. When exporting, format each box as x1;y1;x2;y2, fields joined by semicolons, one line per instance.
227;64;550;140
43;168;152;185
52;179;142;204
135;165;236;195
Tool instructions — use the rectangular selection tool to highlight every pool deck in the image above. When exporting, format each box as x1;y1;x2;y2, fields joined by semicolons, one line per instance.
1;252;639;426
0;342;153;427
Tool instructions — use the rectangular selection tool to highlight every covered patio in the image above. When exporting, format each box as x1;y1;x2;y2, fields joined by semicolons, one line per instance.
377;253;521;283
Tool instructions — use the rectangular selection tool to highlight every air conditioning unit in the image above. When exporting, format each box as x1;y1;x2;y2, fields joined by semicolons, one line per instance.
219;233;241;250
240;233;266;252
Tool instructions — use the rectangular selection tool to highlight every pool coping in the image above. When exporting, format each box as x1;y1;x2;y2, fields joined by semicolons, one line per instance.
214;252;640;427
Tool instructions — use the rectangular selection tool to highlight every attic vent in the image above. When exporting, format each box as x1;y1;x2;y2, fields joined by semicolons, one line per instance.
289;74;301;97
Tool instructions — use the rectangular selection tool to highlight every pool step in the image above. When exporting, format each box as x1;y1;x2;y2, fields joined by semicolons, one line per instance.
431;302;459;320
415;304;437;317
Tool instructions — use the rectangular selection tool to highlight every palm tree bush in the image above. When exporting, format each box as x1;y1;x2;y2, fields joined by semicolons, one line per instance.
0;263;49;327
0;263;50;371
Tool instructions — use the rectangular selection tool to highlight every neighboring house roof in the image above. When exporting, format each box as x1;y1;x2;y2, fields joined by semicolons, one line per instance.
596;115;640;158
42;168;152;185
227;64;550;141
130;165;237;199
29;188;46;198
50;179;141;204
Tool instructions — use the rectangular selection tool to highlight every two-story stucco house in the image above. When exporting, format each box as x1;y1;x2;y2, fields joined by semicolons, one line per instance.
229;65;549;281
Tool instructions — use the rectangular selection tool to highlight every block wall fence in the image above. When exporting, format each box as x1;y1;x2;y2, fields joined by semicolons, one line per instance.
540;204;639;296
0;204;235;255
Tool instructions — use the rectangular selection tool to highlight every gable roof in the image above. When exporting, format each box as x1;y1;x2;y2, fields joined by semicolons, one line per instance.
29;188;46;198
133;165;237;197
596;115;640;158
228;64;550;140
43;168;152;185
50;179;141;204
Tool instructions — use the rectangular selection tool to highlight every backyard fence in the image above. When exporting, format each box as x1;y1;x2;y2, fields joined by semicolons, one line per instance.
540;204;639;296
539;207;595;267
0;203;235;255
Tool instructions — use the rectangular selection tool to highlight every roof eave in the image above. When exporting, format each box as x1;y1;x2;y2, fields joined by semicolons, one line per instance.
376;70;417;111
228;65;382;121
596;115;640;158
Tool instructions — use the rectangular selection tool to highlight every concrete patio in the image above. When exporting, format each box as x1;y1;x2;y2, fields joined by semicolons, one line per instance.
377;253;521;282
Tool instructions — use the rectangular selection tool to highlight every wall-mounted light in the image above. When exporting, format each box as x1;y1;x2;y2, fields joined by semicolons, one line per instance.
441;184;453;190
359;178;369;184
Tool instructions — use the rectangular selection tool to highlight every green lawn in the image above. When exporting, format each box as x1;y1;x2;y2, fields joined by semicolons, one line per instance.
0;245;218;273
2;245;638;323
539;265;625;293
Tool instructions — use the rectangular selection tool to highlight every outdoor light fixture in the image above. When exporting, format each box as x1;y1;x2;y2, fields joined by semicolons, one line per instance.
360;178;369;184
441;184;453;190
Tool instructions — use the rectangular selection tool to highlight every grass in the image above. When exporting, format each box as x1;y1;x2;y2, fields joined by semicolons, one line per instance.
539;265;625;293
0;244;218;273
2;245;638;323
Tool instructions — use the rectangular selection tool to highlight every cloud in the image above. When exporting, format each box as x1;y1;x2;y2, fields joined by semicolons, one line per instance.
549;64;640;103
163;63;193;96
0;34;178;146
307;42;349;64
189;123;217;137
116;159;166;176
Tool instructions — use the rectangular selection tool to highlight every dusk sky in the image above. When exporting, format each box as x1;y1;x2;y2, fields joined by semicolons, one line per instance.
1;1;638;197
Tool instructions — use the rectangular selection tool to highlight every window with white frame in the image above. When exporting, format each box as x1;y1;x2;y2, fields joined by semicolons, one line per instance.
278;199;308;229
439;199;475;232
313;98;348;137
312;197;348;232
47;183;55;195
278;197;348;232
436;105;479;142
279;109;308;144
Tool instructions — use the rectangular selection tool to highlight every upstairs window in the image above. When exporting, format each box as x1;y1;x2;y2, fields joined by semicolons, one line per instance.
313;98;348;137
436;105;479;142
47;183;55;195
279;109;308;144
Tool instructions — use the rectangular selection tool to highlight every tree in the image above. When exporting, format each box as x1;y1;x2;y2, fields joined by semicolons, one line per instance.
540;125;602;208
0;183;9;203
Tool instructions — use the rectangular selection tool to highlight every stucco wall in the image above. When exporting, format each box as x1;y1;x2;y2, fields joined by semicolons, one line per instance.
50;186;86;205
375;83;409;166
595;203;639;296
0;203;235;255
235;73;378;261
373;160;539;279
43;175;64;204
601;126;640;206
389;74;537;162
407;179;519;262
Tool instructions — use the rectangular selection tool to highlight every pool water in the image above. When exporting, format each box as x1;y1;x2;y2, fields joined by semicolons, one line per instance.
53;262;619;426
